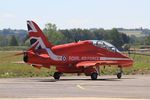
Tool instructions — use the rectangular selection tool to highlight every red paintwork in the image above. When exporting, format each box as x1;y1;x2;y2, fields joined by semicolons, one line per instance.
25;21;133;75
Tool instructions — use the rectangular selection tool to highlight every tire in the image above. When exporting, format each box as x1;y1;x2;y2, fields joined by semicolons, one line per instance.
53;72;61;80
117;73;122;79
91;72;98;80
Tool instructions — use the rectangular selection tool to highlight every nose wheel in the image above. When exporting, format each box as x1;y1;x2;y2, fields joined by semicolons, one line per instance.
117;67;123;79
117;72;122;79
53;72;62;80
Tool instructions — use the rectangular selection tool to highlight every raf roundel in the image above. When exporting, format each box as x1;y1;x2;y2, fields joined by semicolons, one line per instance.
62;56;67;61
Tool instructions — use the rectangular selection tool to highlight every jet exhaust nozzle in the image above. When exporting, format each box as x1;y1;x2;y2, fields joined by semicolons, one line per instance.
23;52;28;63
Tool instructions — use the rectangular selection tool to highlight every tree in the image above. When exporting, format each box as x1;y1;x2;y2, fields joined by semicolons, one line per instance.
121;33;130;44
9;35;18;46
144;35;150;45
43;23;65;45
107;28;124;49
0;35;7;46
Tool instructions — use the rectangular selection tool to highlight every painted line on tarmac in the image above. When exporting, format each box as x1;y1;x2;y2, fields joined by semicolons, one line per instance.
76;84;85;90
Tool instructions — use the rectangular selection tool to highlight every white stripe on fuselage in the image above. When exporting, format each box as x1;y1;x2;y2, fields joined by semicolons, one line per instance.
100;57;130;61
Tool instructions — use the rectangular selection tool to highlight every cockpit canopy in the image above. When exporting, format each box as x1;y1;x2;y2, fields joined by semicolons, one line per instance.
90;40;120;52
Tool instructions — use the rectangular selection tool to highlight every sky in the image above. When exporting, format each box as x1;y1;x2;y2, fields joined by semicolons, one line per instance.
0;0;150;30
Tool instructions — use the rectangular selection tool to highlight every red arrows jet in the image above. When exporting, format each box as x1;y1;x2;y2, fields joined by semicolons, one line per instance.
23;20;133;80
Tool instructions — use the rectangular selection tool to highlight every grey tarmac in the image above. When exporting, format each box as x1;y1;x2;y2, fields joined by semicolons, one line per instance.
0;75;150;99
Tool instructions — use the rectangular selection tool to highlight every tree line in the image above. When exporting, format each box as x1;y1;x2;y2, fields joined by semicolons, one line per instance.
0;23;150;50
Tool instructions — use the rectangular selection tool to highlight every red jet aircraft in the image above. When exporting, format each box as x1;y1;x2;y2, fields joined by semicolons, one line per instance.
22;20;133;80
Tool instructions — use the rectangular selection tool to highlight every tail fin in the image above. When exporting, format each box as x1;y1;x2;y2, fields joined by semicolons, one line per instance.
27;20;53;49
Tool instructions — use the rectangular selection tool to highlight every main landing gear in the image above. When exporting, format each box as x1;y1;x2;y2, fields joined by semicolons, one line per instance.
85;67;99;80
53;72;62;80
117;67;123;79
91;72;98;80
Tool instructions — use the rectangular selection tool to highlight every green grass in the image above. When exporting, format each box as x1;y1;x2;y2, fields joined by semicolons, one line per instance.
0;51;150;78
0;51;55;78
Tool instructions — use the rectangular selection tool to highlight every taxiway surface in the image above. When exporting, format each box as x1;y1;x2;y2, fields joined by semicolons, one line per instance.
0;75;150;99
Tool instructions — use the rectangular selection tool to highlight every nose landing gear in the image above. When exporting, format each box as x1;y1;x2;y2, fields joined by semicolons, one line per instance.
117;67;123;79
90;66;99;80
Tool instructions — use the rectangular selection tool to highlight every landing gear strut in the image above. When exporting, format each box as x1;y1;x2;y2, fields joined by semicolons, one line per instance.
117;67;123;79
53;72;62;80
91;72;98;80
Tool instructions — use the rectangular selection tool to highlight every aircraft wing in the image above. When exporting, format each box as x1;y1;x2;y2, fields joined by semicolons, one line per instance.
76;60;132;67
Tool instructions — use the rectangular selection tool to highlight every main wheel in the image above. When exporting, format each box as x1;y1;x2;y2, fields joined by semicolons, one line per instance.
91;72;98;80
53;72;61;80
117;73;122;79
